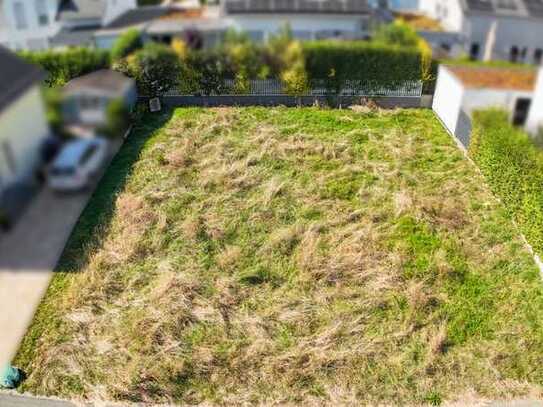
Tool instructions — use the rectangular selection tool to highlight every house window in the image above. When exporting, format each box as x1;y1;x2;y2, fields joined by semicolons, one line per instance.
512;98;531;126
2;142;16;175
534;48;543;65
520;47;528;62
469;43;480;60
510;46;519;63
35;0;48;26
13;2;27;30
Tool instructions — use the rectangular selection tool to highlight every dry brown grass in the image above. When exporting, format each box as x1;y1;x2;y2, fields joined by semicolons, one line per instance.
17;107;543;406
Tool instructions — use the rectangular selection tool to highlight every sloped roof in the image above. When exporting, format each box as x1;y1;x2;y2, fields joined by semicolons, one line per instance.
461;0;543;19
57;0;106;21
49;25;99;46
447;65;537;91
224;0;371;14
63;69;133;95
105;6;171;29
0;46;45;114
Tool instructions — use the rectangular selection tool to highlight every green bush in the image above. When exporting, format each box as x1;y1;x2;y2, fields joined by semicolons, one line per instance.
302;41;423;94
184;50;231;95
373;20;420;47
98;99;131;138
19;48;110;87
469;109;543;254
130;43;182;97
111;29;142;61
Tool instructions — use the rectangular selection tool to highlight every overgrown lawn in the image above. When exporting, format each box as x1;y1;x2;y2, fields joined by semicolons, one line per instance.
15;107;543;405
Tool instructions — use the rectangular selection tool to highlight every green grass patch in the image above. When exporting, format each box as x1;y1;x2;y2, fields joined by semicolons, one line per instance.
15;107;543;405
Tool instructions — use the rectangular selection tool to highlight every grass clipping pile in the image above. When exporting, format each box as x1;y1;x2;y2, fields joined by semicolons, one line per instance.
19;107;543;405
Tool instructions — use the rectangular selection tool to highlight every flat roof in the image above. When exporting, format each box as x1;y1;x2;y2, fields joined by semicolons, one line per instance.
446;65;537;92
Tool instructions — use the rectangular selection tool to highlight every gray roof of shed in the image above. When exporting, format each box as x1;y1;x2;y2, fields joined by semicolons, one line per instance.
0;46;45;114
63;69;133;95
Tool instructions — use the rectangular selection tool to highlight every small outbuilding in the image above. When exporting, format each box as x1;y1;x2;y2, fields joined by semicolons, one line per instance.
432;64;543;147
62;69;137;135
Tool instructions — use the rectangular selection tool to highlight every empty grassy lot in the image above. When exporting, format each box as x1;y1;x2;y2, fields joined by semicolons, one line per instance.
16;107;543;405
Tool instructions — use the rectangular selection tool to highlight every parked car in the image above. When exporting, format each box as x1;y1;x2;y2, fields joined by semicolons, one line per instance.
47;138;108;192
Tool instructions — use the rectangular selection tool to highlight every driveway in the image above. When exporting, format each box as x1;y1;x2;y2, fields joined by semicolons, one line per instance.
0;140;121;368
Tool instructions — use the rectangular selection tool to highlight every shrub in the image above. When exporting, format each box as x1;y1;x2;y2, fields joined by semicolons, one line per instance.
111;29;142;61
469;109;543;254
185;50;230;95
131;43;182;97
373;20;420;47
280;41;309;97
302;41;423;94
19;48;110;87
98;99;131;138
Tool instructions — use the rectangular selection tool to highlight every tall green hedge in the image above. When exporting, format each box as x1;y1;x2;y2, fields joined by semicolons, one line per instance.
469;109;543;254
19;48;110;87
303;41;424;89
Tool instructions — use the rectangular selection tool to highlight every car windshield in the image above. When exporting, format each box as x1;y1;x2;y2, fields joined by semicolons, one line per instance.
50;166;75;176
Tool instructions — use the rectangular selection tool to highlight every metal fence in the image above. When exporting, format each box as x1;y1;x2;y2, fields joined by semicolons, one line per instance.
165;79;423;98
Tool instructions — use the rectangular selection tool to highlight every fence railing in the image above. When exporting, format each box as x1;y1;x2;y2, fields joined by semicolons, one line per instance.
165;79;423;98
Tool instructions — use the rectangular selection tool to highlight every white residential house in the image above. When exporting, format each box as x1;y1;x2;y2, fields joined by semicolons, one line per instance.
418;0;543;64
432;64;543;147
0;46;49;223
220;0;375;41
0;0;136;50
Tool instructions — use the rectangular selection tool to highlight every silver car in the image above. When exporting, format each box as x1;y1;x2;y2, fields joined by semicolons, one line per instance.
47;138;108;192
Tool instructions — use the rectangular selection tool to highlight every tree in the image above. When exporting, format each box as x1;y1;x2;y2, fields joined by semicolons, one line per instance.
373;20;420;48
131;43;182;97
111;29;143;61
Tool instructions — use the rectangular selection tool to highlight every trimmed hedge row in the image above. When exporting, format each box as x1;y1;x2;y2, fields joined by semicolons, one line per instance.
469;109;543;254
19;48;110;86
303;41;424;86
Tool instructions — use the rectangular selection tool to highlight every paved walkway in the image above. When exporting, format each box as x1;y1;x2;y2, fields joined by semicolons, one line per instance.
0;392;76;406
0;188;93;367
0;141;121;368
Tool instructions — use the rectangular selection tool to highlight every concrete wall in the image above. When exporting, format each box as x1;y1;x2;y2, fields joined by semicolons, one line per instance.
0;86;49;193
461;87;531;115
156;95;422;108
526;68;543;134
432;65;464;135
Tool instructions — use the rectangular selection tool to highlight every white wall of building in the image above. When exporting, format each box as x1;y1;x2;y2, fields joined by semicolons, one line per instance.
526;68;543;134
225;14;369;40
102;0;136;26
1;0;61;50
461;87;531;115
0;86;49;192
463;14;543;64
432;65;465;135
419;0;464;31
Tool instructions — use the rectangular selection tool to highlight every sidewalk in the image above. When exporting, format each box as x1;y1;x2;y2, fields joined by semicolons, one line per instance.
0;188;94;367
0;140;121;368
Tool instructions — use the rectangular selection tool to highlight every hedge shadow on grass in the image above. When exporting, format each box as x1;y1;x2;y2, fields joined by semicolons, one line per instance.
56;109;174;273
